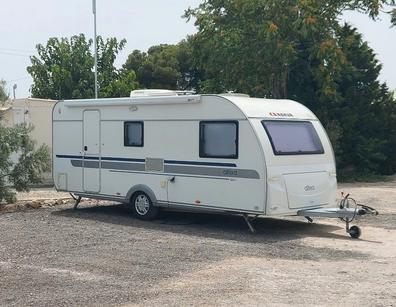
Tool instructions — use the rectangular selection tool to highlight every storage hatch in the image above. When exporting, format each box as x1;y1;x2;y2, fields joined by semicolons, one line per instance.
283;172;332;209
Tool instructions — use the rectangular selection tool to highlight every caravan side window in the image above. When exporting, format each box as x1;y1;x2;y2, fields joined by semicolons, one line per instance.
124;122;144;147
199;121;238;159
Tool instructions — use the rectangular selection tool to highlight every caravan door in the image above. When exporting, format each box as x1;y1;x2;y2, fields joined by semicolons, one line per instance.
82;110;101;193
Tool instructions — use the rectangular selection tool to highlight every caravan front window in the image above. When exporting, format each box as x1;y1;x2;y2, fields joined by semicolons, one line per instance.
262;120;324;155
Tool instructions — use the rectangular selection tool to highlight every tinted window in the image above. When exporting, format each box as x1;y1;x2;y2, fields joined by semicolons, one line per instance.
124;122;143;147
262;120;324;155
200;121;238;159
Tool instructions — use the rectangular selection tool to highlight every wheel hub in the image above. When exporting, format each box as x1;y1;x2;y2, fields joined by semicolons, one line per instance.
135;195;150;215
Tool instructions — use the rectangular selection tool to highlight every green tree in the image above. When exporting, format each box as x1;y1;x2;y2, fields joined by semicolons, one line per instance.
100;70;139;98
0;79;9;102
124;45;180;89
334;26;396;176
290;24;396;177
185;0;396;177
96;36;137;97
185;0;395;97
27;34;136;100
28;34;94;99
0;123;51;203
123;40;199;90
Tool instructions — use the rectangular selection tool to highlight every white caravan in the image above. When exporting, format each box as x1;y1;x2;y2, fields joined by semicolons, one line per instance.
53;90;377;237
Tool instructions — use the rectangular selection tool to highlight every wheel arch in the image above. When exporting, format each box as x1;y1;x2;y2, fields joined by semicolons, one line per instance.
125;185;158;205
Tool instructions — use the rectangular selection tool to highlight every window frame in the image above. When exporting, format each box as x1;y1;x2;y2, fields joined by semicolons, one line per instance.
261;120;325;156
199;120;239;159
124;121;144;147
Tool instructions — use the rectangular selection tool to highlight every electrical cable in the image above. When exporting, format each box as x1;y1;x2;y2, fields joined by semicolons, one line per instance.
339;196;379;223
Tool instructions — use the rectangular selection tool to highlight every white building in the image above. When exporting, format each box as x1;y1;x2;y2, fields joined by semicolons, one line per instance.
0;98;58;184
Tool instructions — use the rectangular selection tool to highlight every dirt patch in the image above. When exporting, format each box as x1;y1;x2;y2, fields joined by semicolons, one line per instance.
0;180;395;306
0;198;110;213
0;188;114;213
0;199;67;213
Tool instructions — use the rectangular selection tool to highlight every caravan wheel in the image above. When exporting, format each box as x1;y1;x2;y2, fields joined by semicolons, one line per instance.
131;192;159;221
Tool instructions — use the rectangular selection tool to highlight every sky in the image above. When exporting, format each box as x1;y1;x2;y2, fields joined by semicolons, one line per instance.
0;0;395;99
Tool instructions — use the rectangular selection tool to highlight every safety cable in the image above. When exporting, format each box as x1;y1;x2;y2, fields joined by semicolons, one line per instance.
339;195;379;223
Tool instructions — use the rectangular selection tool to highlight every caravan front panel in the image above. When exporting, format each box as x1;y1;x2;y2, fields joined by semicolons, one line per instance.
253;118;337;216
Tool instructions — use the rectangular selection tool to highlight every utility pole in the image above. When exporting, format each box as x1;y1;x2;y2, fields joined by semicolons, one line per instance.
93;0;98;99
13;84;17;100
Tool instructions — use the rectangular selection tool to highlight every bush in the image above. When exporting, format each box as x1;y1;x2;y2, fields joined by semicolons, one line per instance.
0;123;51;203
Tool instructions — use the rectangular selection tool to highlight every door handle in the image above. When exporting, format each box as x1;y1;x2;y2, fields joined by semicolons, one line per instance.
84;146;88;151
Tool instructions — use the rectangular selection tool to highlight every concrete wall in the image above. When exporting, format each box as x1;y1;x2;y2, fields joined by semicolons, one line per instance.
0;106;13;127
1;98;58;185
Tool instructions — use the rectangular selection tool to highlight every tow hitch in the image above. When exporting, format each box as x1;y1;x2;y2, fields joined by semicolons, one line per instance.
297;193;379;238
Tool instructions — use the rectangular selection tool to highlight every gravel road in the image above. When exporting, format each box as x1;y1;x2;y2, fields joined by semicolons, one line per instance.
0;181;395;306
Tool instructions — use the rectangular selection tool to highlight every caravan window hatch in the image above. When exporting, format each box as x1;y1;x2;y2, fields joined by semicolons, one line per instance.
124;121;144;147
199;121;238;159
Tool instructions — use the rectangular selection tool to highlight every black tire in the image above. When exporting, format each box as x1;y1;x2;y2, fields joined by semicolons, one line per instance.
349;226;361;239
130;191;159;221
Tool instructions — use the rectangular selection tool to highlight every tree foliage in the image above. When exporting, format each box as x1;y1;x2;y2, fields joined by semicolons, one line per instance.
185;0;395;97
184;0;396;177
0;123;51;203
0;79;9;102
294;24;396;176
27;34;137;100
123;40;198;90
24;1;396;179
96;37;139;98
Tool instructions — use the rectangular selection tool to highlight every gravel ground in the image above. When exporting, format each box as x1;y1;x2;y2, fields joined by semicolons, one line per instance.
0;181;395;306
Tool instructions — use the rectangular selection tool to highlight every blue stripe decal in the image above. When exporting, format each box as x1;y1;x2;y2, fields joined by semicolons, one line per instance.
102;156;145;163
56;155;236;168
56;155;84;160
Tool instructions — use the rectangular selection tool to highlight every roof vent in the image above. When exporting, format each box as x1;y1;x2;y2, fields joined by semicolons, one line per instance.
130;89;177;97
130;89;196;97
221;92;250;97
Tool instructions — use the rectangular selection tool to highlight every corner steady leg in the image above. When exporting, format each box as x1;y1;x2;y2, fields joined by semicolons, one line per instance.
70;193;81;210
243;214;257;234
305;216;314;223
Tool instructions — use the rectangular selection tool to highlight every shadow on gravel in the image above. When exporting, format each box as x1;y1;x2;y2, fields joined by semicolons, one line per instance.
54;203;361;242
51;203;371;261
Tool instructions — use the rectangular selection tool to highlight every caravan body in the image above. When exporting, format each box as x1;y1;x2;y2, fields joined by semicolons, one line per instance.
52;93;337;217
